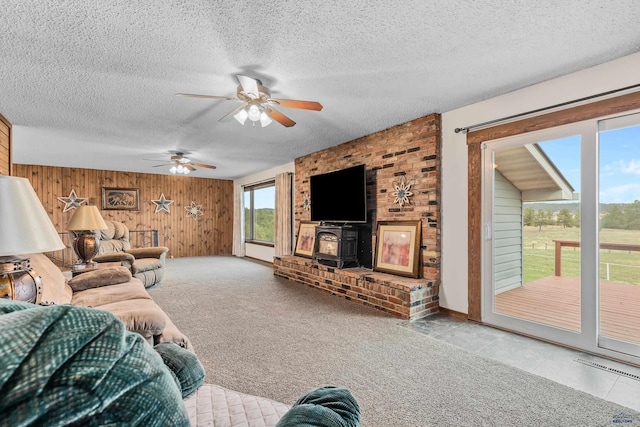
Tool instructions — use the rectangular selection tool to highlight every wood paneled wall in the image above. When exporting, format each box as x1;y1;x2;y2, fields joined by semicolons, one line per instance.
0;114;11;176
14;164;234;258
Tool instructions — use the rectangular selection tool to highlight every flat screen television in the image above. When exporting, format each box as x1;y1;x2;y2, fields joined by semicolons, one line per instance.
310;164;367;223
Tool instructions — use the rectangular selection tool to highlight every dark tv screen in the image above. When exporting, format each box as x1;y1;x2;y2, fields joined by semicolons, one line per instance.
310;164;367;223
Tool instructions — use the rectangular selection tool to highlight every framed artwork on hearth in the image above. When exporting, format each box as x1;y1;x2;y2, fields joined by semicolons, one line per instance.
374;220;421;278
102;187;140;211
294;221;319;258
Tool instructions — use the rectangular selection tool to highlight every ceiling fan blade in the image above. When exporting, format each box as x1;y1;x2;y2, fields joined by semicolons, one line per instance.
219;105;247;122
192;162;217;169
175;93;236;101
269;99;323;111
185;164;196;171
266;107;296;127
151;164;169;168
237;75;260;99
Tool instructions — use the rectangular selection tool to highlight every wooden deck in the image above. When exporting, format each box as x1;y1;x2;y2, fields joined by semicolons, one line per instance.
494;276;640;343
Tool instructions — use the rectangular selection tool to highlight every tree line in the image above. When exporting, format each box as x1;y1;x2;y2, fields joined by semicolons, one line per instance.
244;208;275;241
600;200;640;230
524;200;640;231
523;207;579;230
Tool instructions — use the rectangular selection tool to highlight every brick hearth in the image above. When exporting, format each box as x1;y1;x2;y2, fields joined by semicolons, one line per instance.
274;255;439;320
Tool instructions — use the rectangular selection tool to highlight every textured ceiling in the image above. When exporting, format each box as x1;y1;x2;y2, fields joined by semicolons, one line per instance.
1;1;639;179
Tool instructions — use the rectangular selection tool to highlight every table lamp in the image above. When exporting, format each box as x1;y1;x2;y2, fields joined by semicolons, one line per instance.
66;205;108;267
0;176;66;303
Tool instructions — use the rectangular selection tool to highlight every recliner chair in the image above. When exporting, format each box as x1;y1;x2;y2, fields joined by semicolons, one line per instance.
88;220;169;288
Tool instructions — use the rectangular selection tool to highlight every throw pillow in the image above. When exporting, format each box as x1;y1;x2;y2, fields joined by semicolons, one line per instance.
67;266;132;292
276;386;361;427
154;342;205;398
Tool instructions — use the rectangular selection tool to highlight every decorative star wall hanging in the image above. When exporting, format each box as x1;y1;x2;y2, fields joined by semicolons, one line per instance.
185;201;203;220
391;178;414;207
57;189;88;212
151;193;174;214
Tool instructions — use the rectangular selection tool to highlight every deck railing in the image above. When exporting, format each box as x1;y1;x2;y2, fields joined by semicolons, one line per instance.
552;239;640;277
49;230;159;268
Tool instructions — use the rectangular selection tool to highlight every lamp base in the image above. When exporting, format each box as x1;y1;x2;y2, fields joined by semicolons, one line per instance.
0;256;43;304
72;232;101;265
72;262;97;272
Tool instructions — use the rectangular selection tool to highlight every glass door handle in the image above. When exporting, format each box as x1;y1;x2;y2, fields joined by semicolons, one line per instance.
484;222;492;241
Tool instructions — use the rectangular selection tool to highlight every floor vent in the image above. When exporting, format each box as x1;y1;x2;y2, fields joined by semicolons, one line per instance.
574;358;640;381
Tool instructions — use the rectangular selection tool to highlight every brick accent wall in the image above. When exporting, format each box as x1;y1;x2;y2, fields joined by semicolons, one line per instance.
276;114;441;320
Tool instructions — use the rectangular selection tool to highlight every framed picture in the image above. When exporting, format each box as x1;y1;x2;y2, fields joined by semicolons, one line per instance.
374;220;421;278
102;187;140;211
294;221;319;258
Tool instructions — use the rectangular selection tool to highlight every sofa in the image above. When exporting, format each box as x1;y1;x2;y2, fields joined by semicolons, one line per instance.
77;220;169;288
4;254;361;426
31;252;190;350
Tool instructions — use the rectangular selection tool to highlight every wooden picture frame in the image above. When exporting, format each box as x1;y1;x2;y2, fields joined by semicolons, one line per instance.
294;221;319;258
374;220;421;278
102;187;140;211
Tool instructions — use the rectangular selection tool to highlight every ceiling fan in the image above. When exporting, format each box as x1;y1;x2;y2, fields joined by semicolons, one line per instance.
176;75;323;128
148;151;216;175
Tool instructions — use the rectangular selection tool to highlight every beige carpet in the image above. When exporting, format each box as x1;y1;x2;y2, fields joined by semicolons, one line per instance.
149;256;637;426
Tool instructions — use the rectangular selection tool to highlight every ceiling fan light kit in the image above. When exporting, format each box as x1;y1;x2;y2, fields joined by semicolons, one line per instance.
148;152;216;175
178;75;323;128
233;104;273;127
169;164;191;174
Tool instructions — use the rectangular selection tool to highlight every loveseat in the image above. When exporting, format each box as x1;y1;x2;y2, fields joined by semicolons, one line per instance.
80;220;169;288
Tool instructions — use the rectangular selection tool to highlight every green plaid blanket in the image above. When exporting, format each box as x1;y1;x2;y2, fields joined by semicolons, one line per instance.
0;300;189;426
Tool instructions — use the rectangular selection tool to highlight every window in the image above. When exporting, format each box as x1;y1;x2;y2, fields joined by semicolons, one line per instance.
244;181;275;245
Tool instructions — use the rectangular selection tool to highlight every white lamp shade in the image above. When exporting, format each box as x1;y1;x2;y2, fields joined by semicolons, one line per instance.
66;205;108;231
260;111;272;127
234;108;248;125
0;176;65;256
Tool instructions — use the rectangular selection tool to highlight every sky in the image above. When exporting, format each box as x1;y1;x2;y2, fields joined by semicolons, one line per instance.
244;185;275;209
539;124;640;204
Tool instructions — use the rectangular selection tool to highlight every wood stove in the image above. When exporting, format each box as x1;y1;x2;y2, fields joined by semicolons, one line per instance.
313;225;359;269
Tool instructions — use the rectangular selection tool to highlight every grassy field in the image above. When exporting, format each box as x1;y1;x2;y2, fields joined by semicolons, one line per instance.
523;226;640;285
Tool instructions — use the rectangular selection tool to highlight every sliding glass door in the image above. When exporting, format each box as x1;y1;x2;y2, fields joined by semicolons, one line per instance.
482;124;590;349
482;113;640;363
597;113;640;357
